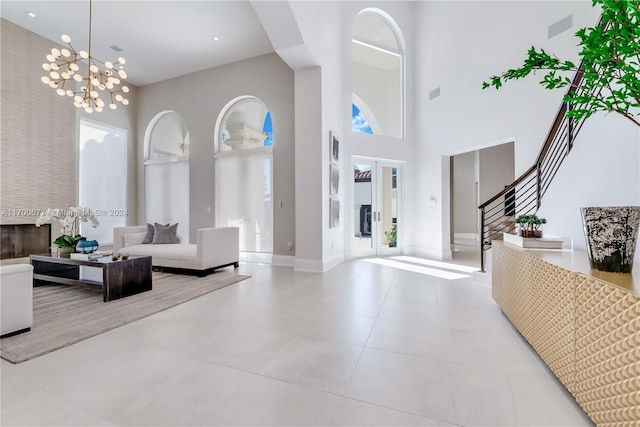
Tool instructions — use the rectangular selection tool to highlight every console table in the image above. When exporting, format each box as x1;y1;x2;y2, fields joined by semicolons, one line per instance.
492;241;639;426
30;254;152;302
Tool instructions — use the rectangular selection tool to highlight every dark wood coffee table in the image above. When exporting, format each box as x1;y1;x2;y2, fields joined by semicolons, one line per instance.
30;253;152;302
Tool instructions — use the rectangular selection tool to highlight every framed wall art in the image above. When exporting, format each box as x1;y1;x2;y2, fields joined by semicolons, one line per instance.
330;131;339;165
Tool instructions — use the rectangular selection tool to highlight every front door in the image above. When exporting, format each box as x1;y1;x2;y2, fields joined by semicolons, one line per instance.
352;158;402;256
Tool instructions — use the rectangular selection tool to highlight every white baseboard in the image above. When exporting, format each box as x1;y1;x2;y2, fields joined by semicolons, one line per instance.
239;252;273;264
410;246;453;261
454;233;479;240
293;258;324;273
322;255;344;272
271;255;295;267
293;255;344;273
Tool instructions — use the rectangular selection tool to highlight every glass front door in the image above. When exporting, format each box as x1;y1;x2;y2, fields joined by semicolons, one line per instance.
352;158;402;256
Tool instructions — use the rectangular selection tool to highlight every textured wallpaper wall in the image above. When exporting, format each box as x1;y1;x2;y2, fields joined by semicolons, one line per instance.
1;18;76;239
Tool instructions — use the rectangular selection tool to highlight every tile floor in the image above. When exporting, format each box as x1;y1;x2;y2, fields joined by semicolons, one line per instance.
1;252;594;426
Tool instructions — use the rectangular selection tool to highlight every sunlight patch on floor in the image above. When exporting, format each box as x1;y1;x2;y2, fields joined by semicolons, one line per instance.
391;256;481;274
363;257;469;280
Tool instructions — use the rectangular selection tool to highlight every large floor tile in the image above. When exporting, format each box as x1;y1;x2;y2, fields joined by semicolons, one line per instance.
24;346;204;423
377;298;441;325
331;398;456;426
171;321;295;373
1;388;114;426
109;357;254;426
508;373;595;426
385;279;439;304
438;303;519;336
211;374;342;426
448;363;518;426
366;317;446;360
302;310;376;346
442;328;550;379
259;336;363;394
345;348;459;425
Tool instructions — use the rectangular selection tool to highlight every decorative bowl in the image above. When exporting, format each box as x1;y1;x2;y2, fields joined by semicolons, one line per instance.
76;239;99;254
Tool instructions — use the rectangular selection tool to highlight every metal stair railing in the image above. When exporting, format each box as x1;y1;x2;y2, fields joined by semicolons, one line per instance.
478;52;597;272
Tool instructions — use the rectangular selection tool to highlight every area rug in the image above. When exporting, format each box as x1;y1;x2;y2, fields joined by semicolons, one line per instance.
0;270;249;364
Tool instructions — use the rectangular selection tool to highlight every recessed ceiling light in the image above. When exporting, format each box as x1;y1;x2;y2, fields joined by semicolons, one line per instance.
110;45;123;52
25;11;36;18
212;36;220;41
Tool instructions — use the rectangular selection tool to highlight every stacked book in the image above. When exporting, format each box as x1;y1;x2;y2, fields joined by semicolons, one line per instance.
70;251;113;262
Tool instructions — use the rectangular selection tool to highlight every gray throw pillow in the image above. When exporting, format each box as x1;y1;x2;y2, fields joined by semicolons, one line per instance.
152;222;179;244
141;223;155;244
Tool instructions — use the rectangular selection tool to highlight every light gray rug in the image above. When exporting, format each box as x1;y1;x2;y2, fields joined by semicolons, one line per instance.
0;270;249;364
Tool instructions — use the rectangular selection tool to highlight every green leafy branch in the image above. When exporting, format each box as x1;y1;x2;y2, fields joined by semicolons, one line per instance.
483;0;640;128
53;234;86;249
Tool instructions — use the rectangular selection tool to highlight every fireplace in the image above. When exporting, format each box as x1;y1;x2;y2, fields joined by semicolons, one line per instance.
1;224;51;259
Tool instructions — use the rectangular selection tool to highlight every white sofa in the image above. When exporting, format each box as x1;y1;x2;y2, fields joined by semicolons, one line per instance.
113;226;239;276
0;264;34;337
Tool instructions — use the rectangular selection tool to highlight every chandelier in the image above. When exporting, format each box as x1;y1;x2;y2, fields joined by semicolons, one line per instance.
41;0;129;113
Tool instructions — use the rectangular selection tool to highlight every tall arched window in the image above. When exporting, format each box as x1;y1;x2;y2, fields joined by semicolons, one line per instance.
215;96;273;255
143;111;190;239
352;9;404;138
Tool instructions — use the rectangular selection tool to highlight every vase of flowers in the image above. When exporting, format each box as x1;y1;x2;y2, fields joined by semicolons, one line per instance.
35;207;100;257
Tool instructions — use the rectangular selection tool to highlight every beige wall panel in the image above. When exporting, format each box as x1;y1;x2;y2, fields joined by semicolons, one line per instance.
1;19;75;237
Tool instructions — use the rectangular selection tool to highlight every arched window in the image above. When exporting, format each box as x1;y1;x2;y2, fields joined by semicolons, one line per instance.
215;96;273;255
143;111;190;239
145;111;190;160
352;9;404;138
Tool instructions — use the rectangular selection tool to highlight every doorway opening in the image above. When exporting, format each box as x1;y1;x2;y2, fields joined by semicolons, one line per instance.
352;157;402;257
449;141;514;266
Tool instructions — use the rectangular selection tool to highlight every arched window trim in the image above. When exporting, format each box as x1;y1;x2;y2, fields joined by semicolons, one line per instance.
214;95;273;155
351;8;406;139
143;110;190;165
351;37;403;58
352;93;382;135
355;8;406;53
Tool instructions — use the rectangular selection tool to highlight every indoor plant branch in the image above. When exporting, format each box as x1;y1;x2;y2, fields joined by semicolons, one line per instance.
483;0;640;130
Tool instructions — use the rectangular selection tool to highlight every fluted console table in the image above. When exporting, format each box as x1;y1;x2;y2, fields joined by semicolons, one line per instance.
492;241;639;426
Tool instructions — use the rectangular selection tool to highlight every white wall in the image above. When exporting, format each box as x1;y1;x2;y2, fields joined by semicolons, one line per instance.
414;0;602;259
537;113;640;262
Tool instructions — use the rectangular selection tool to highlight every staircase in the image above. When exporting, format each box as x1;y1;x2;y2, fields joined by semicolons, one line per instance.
478;25;603;272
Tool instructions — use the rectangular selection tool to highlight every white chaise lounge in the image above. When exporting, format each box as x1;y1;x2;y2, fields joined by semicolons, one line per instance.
113;226;239;276
0;264;34;337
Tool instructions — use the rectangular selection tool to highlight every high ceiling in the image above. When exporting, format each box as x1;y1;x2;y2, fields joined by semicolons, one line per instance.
0;1;275;86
